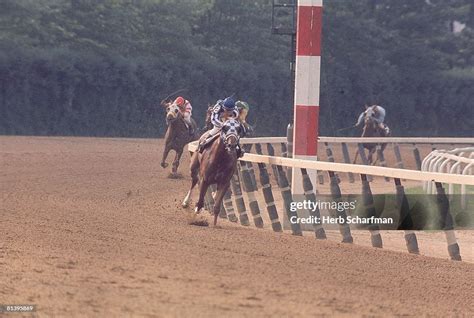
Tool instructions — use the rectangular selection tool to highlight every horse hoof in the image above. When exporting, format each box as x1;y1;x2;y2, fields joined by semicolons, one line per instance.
161;162;168;168
182;201;189;208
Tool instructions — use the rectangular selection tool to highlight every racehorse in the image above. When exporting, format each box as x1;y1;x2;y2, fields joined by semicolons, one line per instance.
161;102;199;177
182;118;242;227
353;110;390;165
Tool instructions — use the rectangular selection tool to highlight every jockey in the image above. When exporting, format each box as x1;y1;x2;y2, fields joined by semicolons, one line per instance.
235;100;251;135
173;96;194;135
235;101;249;124
197;97;245;157
356;103;389;134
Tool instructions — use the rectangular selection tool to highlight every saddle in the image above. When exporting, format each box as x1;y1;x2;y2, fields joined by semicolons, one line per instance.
198;132;220;153
197;130;244;158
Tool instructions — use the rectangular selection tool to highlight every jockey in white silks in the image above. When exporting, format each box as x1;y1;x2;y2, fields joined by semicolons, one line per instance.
356;104;389;134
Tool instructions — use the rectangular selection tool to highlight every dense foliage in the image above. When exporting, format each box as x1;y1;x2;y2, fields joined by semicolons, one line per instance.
1;0;473;137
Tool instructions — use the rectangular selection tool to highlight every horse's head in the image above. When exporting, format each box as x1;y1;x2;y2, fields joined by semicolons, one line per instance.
220;118;241;153
165;103;182;122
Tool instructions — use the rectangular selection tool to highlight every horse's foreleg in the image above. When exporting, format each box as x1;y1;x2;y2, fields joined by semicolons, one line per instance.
212;182;230;227
195;180;210;213
161;145;171;168
172;149;183;174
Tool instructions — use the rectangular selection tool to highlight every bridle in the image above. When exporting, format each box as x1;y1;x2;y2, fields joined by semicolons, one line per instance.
166;104;183;124
220;119;241;153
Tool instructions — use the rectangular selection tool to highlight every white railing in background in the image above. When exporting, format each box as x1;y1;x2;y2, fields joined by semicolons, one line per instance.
237;136;474;144
188;141;474;185
422;148;474;209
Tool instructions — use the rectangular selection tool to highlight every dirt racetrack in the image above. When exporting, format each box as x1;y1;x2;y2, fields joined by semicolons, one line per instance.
1;136;473;317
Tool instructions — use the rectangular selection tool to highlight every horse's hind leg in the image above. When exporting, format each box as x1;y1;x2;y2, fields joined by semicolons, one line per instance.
182;154;200;208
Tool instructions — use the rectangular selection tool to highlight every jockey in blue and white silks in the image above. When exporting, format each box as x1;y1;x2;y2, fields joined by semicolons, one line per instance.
209;97;240;136
198;97;245;157
356;104;388;133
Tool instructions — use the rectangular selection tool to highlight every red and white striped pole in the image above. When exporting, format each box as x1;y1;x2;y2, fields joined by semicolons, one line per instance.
292;0;323;196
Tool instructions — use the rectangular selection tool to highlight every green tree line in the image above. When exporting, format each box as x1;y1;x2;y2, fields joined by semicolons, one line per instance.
1;0;473;137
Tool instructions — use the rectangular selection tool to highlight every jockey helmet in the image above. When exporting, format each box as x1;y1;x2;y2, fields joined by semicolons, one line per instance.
222;97;236;110
174;96;185;107
235;101;249;111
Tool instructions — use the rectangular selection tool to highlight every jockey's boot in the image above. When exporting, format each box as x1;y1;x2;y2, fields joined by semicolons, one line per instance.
198;138;208;154
198;140;204;153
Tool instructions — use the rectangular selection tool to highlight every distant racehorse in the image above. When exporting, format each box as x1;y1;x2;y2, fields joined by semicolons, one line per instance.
182;118;242;226
161;103;199;177
353;112;390;165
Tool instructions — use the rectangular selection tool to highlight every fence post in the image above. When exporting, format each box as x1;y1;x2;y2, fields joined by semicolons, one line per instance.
255;144;283;232
239;161;264;228
361;174;383;248
328;171;353;243
435;182;461;261
243;144;259;192
393;143;405;169
230;172;250;226
281;142;288;158
301;168;326;239
357;143;373;181
286;123;293;186
223;188;238;223
266;143;281;185
277;165;302;236
394;178;419;254
341;142;355;183
376;145;390;182
412;144;422;170
257;161;283;232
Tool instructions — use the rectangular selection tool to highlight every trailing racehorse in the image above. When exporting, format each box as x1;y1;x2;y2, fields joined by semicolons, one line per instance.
161;103;199;177
353;110;390;165
182;118;242;227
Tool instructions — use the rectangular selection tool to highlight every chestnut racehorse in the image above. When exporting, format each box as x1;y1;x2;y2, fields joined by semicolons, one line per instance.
182;118;242;226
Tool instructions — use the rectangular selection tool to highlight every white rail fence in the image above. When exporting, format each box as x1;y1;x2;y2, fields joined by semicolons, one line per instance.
422;147;474;209
187;137;474;261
